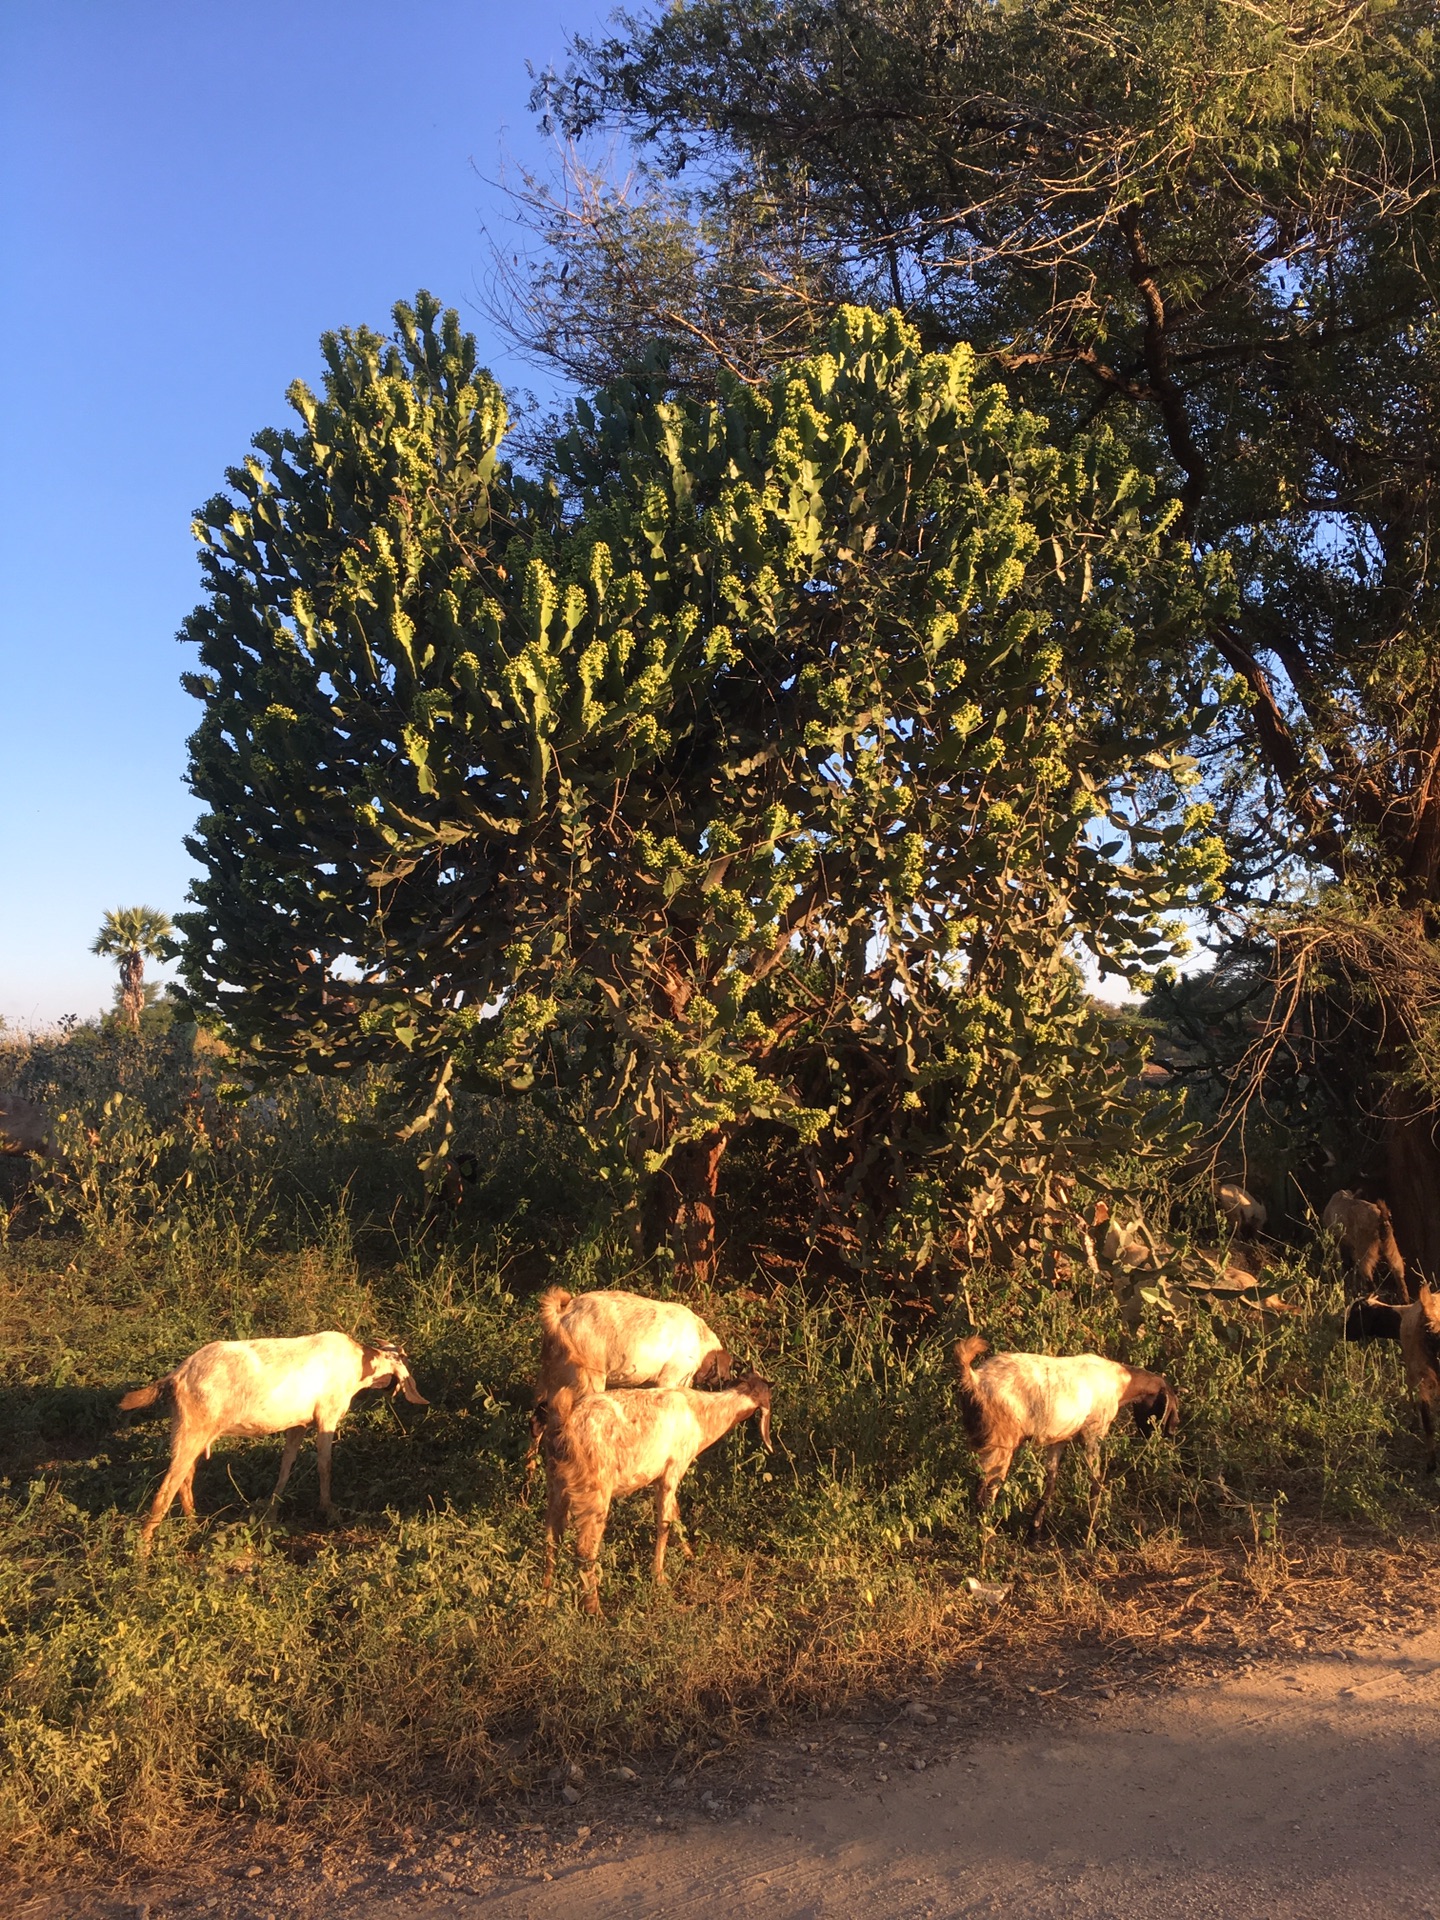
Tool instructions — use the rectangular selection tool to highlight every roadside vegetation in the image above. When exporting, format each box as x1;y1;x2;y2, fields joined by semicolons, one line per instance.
8;0;1439;1874
2;1025;1434;1871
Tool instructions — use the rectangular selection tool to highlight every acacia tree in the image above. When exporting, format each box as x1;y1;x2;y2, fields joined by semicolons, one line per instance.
92;907;173;1034
514;0;1440;1267
178;295;1226;1282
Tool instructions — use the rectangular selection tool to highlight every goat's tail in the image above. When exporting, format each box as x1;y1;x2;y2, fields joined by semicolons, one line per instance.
538;1286;574;1342
953;1335;990;1376
951;1336;993;1452
118;1376;172;1412
536;1288;593;1446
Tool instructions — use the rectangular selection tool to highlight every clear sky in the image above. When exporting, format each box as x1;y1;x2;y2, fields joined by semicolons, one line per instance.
0;0;607;1029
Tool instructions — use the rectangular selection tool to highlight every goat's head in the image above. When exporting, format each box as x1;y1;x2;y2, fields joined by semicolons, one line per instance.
361;1340;429;1405
1126;1369;1180;1438
694;1348;736;1388
1420;1286;1440;1337
736;1373;774;1451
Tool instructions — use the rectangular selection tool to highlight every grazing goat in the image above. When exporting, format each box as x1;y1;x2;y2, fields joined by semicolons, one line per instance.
526;1288;735;1492
1323;1190;1409;1300
119;1332;427;1552
1216;1180;1267;1234
537;1288;734;1397
1344;1289;1440;1471
953;1337;1179;1540
542;1362;773;1614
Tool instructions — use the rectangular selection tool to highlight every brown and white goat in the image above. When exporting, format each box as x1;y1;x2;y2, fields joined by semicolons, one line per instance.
1323;1190;1409;1301
119;1332;427;1552
952;1337;1179;1540
541;1363;773;1615
1344;1288;1440;1471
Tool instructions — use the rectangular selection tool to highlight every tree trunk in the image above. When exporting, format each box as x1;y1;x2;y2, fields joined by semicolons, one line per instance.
643;1130;729;1288
1383;1091;1440;1289
119;951;145;1033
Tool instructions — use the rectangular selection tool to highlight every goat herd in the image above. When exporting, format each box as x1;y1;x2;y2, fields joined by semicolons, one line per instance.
119;1264;1439;1612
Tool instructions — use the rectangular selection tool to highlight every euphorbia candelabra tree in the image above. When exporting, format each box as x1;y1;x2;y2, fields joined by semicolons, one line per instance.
179;294;1226;1280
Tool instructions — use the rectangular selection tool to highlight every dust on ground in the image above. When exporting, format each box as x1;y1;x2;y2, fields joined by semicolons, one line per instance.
9;1534;1438;1920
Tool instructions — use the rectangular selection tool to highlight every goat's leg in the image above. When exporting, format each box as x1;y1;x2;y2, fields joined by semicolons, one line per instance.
522;1430;541;1506
973;1446;1013;1575
138;1435;207;1554
574;1502;609;1616
265;1427;307;1516
652;1479;690;1585
178;1460;199;1519
974;1443;1014;1515
315;1427;336;1518
674;1488;694;1561
653;1484;671;1584
1027;1445;1064;1541
1419;1395;1437;1474
543;1480;567;1601
1082;1439;1106;1547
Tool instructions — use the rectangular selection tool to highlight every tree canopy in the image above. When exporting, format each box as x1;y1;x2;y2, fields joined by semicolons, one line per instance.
178;295;1226;1279
508;0;1440;1268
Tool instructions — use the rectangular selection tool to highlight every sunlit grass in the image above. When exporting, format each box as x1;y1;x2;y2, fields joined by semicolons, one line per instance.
0;1029;1434;1866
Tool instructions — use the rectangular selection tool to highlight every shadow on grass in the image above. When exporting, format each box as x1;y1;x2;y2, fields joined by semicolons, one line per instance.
0;1378;536;1531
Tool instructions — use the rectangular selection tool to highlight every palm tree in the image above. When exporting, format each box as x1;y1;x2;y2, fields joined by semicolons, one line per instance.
92;906;173;1033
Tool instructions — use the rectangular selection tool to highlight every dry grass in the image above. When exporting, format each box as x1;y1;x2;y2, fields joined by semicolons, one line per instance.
1;1029;1436;1878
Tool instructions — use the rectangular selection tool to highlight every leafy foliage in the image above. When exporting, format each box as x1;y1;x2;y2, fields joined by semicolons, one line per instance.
520;0;1440;1266
178;296;1228;1272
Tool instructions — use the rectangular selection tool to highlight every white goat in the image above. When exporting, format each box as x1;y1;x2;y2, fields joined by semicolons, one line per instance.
537;1287;733;1397
119;1332;427;1552
953;1336;1179;1540
525;1289;735;1490
1216;1180;1267;1234
542;1361;773;1615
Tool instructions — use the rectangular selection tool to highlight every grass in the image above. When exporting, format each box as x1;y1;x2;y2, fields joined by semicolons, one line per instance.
1;1028;1436;1872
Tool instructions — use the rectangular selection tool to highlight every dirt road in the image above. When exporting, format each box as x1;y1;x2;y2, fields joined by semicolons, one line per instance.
453;1624;1440;1920
13;1618;1439;1920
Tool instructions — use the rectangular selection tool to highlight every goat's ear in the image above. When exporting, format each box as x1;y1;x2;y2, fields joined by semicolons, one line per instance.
1421;1286;1440;1331
755;1400;774;1452
396;1363;428;1406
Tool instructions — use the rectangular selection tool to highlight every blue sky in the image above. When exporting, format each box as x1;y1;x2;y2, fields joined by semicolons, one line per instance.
0;0;606;1028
